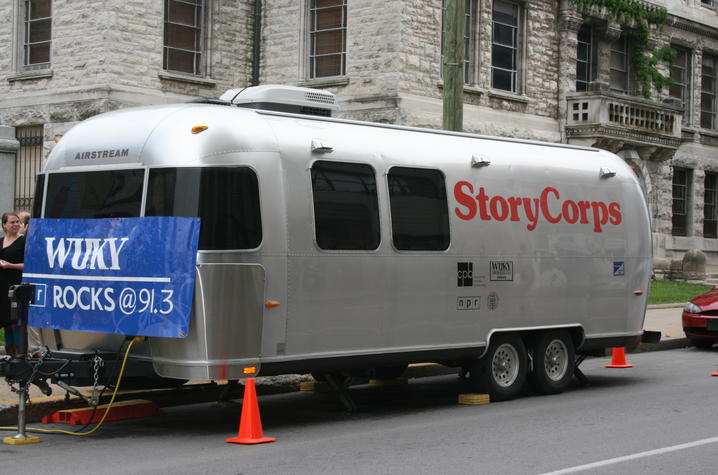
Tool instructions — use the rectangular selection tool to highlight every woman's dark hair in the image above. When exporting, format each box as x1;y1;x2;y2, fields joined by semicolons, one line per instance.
1;212;19;225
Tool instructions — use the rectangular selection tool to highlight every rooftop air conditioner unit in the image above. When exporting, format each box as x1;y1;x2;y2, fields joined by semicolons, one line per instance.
218;85;338;117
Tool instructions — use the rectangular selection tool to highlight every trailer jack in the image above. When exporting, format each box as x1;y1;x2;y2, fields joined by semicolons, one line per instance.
319;373;357;413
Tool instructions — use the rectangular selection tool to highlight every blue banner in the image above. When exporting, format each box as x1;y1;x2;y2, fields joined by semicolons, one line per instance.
23;217;200;338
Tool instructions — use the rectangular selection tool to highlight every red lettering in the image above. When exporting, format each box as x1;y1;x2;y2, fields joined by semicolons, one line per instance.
452;181;623;233
609;202;622;225
507;197;522;222
454;181;476;220
591;201;609;232
476;187;491;220
523;198;540;231
540;187;562;224
577;201;591;224
490;196;509;221
562;200;579;224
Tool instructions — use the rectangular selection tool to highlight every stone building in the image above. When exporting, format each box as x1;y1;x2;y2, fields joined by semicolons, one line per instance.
2;0;718;269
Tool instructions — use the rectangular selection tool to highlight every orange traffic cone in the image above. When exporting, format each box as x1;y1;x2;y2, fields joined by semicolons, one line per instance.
226;378;276;445
604;347;633;368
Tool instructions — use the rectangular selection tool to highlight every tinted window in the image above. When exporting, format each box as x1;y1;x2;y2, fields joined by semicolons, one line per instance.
311;161;379;250
45;170;144;218
388;167;450;250
146;167;262;250
32;173;45;218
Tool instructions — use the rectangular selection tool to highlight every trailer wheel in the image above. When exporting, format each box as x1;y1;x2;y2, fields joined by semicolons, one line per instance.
470;333;527;401
528;330;575;395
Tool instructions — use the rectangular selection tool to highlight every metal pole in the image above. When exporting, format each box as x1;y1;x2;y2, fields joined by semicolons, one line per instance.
442;0;465;132
3;290;41;445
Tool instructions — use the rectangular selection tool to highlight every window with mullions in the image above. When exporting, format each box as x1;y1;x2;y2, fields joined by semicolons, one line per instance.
311;161;380;250
163;0;205;75
672;167;691;237
146;167;262;250
702;0;715;9
610;35;630;93
576;24;593;92
309;0;347;79
670;46;691;116
491;0;520;93
705;173;718;238
388;167;450;251
23;0;51;70
441;0;475;84
702;54;717;129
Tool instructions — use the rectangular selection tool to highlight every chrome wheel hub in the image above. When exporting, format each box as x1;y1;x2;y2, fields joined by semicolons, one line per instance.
492;343;519;387
544;339;568;381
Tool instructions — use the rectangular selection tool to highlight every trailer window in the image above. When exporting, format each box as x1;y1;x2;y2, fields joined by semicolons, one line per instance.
146;167;262;250
32;173;45;218
388;167;450;250
311;161;380;250
45;170;144;218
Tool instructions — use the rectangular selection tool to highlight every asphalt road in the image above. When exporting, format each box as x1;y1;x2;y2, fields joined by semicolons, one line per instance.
3;347;718;475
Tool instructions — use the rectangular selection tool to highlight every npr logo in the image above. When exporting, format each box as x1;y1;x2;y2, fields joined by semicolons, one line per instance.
457;296;480;311
457;262;473;287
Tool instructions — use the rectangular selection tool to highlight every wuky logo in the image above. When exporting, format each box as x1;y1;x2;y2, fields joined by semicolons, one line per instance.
45;237;130;270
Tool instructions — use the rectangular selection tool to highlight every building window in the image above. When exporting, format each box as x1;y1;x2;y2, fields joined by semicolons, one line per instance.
491;0;520;93
701;0;715;9
672;167;691;236
441;0;475;84
670;46;691;117
15;125;45;211
309;0;347;79
705;173;717;238
610;35;630;94
701;54;717;129
163;0;205;75
311;161;380;250
23;0;51;70
576;24;593;92
388;167;450;251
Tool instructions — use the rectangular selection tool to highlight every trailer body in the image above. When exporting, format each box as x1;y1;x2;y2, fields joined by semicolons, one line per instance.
31;93;651;387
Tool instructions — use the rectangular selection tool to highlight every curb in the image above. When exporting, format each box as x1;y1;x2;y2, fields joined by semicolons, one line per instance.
647;303;686;309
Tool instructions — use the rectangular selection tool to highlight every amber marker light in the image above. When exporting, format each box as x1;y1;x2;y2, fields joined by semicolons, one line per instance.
265;300;281;308
243;367;257;374
191;125;208;134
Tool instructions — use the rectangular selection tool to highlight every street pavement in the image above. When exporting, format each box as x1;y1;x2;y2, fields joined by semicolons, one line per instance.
0;303;692;418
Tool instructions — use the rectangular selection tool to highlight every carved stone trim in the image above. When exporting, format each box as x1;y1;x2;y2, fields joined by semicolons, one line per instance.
565;124;681;148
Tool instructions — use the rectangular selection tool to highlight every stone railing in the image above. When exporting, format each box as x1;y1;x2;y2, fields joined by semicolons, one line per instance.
565;91;683;148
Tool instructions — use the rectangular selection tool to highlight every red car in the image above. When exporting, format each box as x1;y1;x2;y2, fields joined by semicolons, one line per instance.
683;287;718;348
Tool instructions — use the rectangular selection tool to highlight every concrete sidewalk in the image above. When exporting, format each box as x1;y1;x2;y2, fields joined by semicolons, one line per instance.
0;304;692;424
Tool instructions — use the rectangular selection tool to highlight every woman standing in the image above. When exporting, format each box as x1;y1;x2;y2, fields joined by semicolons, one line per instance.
0;212;25;356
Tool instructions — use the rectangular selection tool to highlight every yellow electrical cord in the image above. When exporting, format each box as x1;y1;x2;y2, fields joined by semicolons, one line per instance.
0;336;143;436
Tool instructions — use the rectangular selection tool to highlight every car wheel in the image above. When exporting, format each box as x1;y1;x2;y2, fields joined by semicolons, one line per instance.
528;330;575;395
470;333;527;401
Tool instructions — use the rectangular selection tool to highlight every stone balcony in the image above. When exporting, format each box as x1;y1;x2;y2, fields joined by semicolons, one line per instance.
565;90;683;159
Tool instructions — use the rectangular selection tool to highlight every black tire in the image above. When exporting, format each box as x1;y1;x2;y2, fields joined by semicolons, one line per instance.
470;333;527;401
691;338;716;349
528;330;575;395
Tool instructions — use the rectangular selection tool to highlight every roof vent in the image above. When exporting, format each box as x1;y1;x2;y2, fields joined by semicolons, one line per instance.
219;85;339;117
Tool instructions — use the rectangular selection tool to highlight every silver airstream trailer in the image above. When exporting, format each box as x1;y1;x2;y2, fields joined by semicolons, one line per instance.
26;85;652;401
